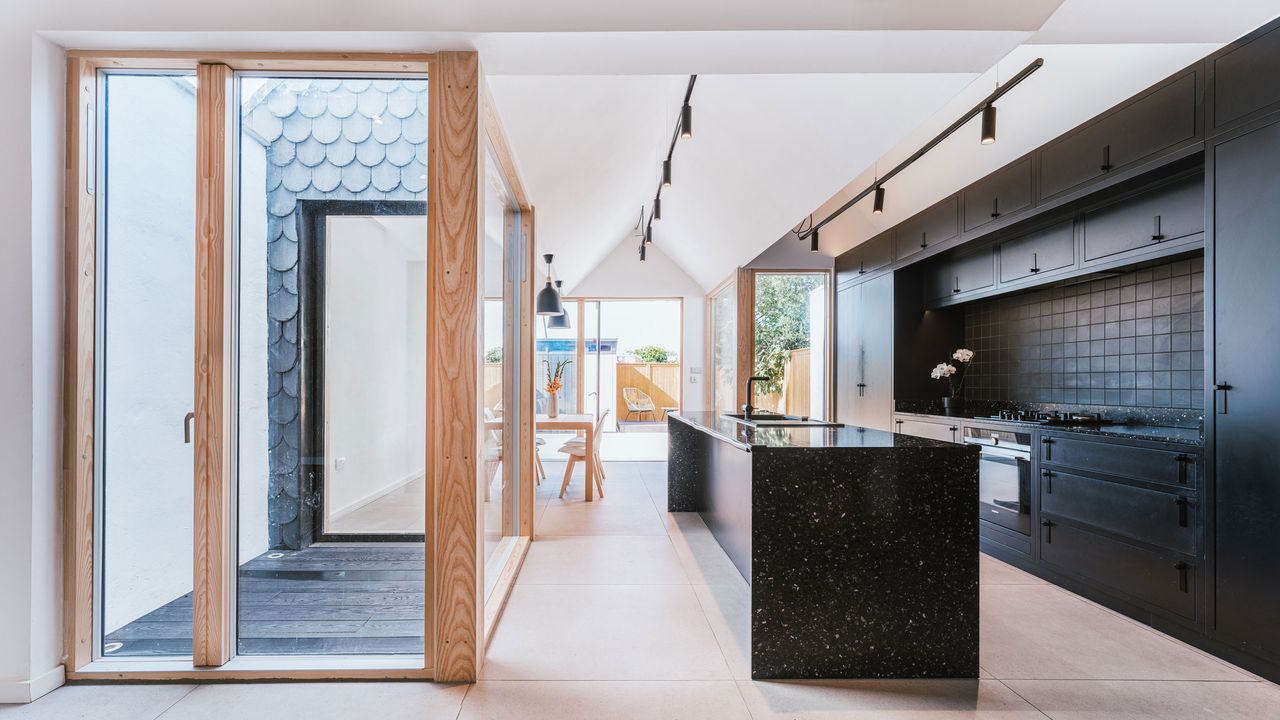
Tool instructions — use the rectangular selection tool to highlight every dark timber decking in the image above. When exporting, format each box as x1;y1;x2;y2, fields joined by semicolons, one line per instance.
104;545;424;657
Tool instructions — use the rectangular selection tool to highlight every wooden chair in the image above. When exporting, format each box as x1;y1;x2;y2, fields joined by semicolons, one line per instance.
482;408;503;501
534;437;547;485
558;410;610;499
622;387;656;421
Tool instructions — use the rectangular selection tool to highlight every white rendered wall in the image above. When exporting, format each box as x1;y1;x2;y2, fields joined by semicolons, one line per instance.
324;217;426;520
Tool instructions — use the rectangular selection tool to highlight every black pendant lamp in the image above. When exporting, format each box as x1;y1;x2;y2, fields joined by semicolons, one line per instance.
536;254;564;316
980;103;997;145
546;281;571;329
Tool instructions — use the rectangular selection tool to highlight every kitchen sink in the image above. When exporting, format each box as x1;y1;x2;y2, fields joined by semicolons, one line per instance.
722;412;843;428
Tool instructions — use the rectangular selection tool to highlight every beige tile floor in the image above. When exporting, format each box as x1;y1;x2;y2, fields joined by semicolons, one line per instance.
6;459;1279;719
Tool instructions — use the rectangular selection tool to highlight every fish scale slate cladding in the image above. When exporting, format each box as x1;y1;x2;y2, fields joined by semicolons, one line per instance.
247;78;428;550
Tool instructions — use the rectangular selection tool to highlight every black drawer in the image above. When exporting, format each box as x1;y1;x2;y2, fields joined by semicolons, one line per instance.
1040;434;1197;488
1040;520;1196;620
1041;469;1196;555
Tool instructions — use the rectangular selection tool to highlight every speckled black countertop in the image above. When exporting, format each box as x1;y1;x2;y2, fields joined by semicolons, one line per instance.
671;411;960;451
896;411;1203;446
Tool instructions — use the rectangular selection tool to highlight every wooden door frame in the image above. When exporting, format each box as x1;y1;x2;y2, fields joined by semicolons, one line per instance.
61;50;504;682
567;296;686;421
735;268;836;416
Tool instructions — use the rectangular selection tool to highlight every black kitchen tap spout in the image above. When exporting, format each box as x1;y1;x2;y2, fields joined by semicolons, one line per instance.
744;376;771;417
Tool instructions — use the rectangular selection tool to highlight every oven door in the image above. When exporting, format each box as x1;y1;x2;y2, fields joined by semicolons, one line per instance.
976;445;1031;535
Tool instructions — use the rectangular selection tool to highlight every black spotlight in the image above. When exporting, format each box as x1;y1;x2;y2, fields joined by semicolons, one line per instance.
981;103;997;145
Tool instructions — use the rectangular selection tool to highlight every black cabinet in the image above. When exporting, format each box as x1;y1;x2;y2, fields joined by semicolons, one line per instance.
835;273;893;431
1040;520;1197;620
895;196;959;262
927;246;995;302
1041;469;1197;555
1081;173;1204;264
1210;117;1280;661
1040;71;1199;200
835;230;893;285
999;220;1075;284
1212;22;1280;133
963;157;1032;232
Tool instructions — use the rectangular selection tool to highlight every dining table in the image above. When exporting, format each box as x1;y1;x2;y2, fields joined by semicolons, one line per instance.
485;412;598;501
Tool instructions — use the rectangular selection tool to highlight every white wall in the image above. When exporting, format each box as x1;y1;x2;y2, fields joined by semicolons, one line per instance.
569;242;706;412
325;217;426;521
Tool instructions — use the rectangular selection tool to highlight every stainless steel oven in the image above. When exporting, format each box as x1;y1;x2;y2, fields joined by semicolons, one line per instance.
963;425;1032;536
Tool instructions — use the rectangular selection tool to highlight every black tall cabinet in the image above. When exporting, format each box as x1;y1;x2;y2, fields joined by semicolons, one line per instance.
1209;116;1280;664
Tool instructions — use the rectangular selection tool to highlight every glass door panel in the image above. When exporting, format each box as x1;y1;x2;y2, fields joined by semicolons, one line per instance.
709;281;738;416
234;74;428;655
752;273;829;418
97;72;198;658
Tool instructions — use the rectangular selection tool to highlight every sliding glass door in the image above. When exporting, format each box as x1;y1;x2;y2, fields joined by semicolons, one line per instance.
96;71;198;658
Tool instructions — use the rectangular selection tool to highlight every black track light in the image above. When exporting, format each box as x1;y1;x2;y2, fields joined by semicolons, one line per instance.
872;184;885;215
810;228;820;254
653;196;662;223
639;243;647;262
681;103;693;139
981;103;997;145
662;159;672;187
644;224;653;245
546;281;571;329
535;253;564;316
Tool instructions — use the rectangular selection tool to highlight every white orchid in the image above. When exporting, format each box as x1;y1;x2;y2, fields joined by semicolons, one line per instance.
930;363;957;380
931;348;973;399
952;348;975;363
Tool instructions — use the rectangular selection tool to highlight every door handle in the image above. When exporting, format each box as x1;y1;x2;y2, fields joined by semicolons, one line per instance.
858;260;866;275
1175;454;1191;485
1175;496;1190;528
1041;437;1052;461
183;411;195;444
990;197;1001;219
1041;518;1054;543
1215;382;1232;414
1030;252;1040;274
856;382;867;397
1100;144;1112;172
1151;214;1165;242
952;275;961;294
1174;561;1189;593
920;231;928;249
1042;469;1053;493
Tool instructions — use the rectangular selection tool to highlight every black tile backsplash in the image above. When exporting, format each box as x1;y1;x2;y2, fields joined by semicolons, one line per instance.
963;256;1204;410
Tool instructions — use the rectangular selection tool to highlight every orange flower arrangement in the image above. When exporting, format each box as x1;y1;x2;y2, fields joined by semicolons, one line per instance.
544;359;572;395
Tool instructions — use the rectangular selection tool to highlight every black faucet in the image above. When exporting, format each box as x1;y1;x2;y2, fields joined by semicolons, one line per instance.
743;376;771;417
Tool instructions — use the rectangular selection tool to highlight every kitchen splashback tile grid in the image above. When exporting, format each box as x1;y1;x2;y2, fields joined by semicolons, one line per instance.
963;256;1204;409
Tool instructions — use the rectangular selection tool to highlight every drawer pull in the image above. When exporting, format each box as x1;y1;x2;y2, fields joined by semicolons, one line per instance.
1030;252;1040;274
1041;518;1054;543
1042;469;1053;493
991;197;1001;219
1175;454;1191;485
1151;214;1165;242
920;231;928;249
1174;561;1189;593
858;260;866;275
1100;144;1113;172
1041;437;1053;461
1175;496;1189;528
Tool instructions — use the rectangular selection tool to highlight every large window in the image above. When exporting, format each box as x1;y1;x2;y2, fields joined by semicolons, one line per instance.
752;272;830;418
709;279;738;416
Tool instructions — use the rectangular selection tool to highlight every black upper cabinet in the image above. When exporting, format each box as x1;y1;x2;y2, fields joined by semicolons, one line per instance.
963;157;1032;232
1082;173;1204;263
928;246;995;301
1210;117;1280;661
835;230;894;285
895;196;959;261
999;220;1075;284
1040;72;1199;201
1212;22;1280;133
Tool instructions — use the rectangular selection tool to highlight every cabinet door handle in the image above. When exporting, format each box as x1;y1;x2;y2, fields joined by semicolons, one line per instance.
920;231;928;249
1215;382;1232;415
1041;518;1054;543
1030;252;1040;273
1174;561;1189;593
1175;454;1191;485
1041;437;1052;461
1042;469;1053;493
952;275;961;294
1175;496;1190;527
857;382;867;397
1100;144;1112;172
858;260;866;275
991;197;1001;219
1151;214;1165;242
183;411;196;444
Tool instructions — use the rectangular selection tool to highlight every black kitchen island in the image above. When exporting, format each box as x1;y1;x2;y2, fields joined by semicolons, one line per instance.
668;411;980;680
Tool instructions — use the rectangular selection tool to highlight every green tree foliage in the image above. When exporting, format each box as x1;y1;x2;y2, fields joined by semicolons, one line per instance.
754;274;824;394
631;345;672;363
485;346;503;364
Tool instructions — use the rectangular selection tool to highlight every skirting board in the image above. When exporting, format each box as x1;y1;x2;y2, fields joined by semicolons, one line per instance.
328;469;424;521
0;665;65;704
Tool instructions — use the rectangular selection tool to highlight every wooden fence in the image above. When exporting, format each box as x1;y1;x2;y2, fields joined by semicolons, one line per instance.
756;347;812;417
616;362;680;421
